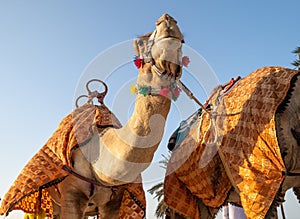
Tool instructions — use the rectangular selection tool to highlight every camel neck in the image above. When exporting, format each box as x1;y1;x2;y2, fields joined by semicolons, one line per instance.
125;93;171;140
125;66;172;140
91;69;173;185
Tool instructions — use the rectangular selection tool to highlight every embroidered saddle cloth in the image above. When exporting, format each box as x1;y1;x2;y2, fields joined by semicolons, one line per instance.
0;103;146;218
165;66;299;219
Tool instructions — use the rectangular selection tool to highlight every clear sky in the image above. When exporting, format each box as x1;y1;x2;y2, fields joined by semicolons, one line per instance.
0;1;300;218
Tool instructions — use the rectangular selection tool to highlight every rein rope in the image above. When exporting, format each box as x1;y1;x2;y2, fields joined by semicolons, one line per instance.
177;80;211;114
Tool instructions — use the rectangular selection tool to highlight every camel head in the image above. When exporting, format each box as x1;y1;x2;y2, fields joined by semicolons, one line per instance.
134;14;184;82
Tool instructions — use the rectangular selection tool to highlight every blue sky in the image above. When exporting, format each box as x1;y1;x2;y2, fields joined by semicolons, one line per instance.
0;1;300;218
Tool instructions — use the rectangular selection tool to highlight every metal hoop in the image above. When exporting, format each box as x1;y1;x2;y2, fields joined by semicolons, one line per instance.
75;95;89;108
75;79;108;108
86;79;108;97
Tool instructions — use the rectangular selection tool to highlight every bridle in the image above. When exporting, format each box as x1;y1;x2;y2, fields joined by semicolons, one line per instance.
134;30;209;113
136;29;183;79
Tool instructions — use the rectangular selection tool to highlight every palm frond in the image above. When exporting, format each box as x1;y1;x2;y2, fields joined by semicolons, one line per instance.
159;154;170;169
155;189;164;202
292;60;300;65
148;153;171;218
292;60;300;69
291;47;300;70
148;182;164;195
148;182;164;201
155;200;168;218
292;47;300;54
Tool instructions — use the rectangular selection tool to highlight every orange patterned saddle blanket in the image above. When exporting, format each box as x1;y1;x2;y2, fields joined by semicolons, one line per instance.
0;103;146;218
165;66;300;219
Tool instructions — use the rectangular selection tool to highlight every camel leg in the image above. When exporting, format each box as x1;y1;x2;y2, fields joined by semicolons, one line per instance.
94;188;125;219
60;192;88;219
60;193;87;219
265;191;285;219
170;210;185;219
291;128;300;146
52;201;61;219
275;73;300;174
198;198;219;219
265;207;278;219
57;176;90;219
270;211;278;219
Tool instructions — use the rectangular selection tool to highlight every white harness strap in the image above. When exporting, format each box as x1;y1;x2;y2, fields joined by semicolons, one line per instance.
143;30;157;63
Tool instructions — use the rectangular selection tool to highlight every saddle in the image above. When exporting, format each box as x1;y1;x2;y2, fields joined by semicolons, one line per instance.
165;67;299;218
0;81;146;219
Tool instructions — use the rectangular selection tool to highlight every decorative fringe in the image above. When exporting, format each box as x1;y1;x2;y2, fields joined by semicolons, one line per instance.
130;84;181;101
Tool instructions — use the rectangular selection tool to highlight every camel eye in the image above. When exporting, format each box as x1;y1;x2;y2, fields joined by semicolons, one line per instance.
181;39;185;44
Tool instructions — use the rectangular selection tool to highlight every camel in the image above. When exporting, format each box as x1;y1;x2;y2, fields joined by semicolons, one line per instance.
0;13;185;219
44;13;184;219
164;66;300;219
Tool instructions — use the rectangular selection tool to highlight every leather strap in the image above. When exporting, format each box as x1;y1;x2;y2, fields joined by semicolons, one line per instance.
62;165;112;189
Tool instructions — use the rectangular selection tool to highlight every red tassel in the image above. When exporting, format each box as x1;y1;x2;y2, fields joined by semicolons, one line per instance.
182;56;190;67
134;56;143;69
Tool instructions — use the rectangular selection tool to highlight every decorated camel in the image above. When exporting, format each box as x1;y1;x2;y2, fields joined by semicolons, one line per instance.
164;66;300;218
0;14;185;219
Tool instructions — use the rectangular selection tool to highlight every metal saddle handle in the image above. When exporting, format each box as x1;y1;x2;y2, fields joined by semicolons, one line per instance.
75;79;108;108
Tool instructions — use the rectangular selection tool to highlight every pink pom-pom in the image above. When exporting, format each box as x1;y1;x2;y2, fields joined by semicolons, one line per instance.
173;87;181;98
160;87;171;97
182;56;190;67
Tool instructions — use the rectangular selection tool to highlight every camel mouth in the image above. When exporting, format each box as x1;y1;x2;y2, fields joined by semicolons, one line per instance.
151;35;183;79
155;14;184;44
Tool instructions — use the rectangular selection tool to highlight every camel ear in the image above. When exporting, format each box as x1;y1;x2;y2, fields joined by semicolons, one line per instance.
134;32;152;58
134;38;146;57
133;39;140;56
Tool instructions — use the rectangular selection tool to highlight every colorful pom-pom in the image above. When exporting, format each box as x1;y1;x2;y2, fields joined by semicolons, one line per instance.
130;85;137;94
172;87;181;101
131;84;181;101
134;56;143;69
182;56;190;67
139;86;149;96
160;87;171;97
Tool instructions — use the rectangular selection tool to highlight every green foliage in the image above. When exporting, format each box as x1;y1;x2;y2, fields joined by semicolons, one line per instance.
148;154;170;218
292;47;300;70
292;47;300;54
